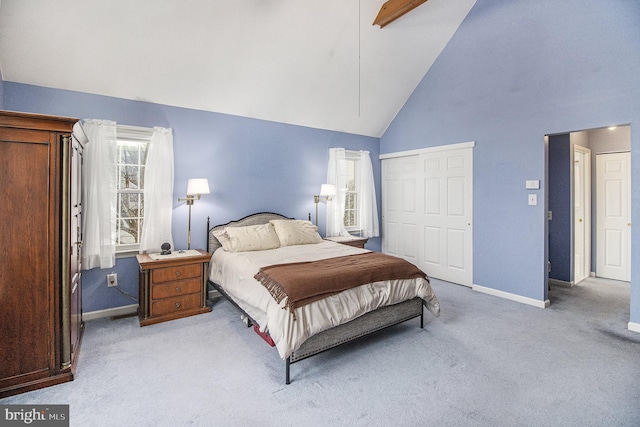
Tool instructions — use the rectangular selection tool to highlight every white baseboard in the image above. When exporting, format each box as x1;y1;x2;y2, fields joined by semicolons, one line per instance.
548;278;574;288
628;322;640;334
472;284;550;308
83;291;220;322
82;304;138;321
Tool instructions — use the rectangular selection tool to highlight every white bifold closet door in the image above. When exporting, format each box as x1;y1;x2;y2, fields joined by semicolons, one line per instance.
381;143;473;286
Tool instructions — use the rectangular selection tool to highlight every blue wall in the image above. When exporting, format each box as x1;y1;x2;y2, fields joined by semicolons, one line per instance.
4;83;380;312
4;0;639;327
381;0;640;324
548;134;571;283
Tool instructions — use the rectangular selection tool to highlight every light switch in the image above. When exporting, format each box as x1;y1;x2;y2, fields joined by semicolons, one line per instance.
528;194;537;205
526;180;540;189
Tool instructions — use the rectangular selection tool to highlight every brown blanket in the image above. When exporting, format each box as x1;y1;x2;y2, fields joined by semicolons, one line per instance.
254;252;428;316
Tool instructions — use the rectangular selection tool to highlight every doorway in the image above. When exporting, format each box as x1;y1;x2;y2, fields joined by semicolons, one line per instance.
547;125;631;289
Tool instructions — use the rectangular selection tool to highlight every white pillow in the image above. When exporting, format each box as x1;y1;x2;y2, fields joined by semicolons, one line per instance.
223;223;281;252
212;228;233;252
269;220;323;247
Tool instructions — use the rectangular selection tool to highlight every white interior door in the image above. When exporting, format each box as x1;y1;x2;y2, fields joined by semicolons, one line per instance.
382;143;473;286
421;149;473;286
381;155;421;265
596;152;631;281
573;145;591;283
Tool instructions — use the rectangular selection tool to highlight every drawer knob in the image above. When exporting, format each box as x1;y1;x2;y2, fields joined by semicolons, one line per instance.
175;302;181;308
175;271;181;277
175;286;181;292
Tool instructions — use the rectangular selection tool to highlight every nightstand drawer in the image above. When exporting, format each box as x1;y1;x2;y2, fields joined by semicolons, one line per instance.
151;278;201;300
151;293;202;317
152;264;201;283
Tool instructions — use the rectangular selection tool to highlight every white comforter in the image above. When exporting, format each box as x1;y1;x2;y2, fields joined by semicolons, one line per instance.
208;241;440;359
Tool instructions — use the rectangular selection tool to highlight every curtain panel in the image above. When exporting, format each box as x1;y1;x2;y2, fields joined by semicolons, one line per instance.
357;150;380;238
82;119;118;269
139;127;175;254
326;148;350;237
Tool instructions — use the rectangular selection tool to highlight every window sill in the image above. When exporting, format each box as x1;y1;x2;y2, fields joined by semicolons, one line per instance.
116;250;139;259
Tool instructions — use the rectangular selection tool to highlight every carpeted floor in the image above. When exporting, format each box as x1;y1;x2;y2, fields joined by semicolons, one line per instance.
2;277;639;426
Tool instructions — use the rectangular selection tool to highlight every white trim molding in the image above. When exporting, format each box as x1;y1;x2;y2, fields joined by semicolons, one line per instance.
379;141;475;160
82;304;138;321
473;284;551;308
628;322;640;334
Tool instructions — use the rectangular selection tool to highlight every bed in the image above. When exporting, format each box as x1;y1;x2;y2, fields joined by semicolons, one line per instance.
206;212;440;383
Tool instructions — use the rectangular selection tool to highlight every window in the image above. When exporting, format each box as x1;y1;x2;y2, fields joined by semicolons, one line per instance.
115;126;152;252
343;150;360;232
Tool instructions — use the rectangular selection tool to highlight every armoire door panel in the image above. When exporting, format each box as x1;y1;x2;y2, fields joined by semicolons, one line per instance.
0;139;52;379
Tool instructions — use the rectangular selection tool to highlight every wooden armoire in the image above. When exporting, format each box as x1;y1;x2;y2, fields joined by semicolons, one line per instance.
0;110;85;397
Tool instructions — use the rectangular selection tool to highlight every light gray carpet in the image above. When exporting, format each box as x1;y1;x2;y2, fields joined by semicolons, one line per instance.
2;277;639;426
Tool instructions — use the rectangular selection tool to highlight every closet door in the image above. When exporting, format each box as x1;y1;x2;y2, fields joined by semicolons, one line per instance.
381;143;473;286
421;148;473;286
381;155;422;265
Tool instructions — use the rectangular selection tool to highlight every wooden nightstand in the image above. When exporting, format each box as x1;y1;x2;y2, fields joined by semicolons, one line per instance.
136;249;212;326
324;236;369;249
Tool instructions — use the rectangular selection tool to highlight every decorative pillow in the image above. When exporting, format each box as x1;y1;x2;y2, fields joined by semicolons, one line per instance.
223;223;281;252
269;219;323;247
212;228;233;252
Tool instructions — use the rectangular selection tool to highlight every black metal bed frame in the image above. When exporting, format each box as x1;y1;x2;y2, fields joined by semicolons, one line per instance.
206;213;425;384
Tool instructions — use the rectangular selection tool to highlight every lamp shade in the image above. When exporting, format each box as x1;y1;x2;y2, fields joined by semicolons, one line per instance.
320;184;336;197
186;178;210;196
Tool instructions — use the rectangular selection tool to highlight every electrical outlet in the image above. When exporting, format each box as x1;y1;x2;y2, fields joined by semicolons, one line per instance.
107;273;117;288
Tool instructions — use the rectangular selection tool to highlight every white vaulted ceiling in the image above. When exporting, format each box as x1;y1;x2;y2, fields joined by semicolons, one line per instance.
0;0;476;137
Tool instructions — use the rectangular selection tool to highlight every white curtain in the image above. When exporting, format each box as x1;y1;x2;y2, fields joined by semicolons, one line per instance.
357;150;379;238
140;127;175;253
326;148;350;237
82;119;118;269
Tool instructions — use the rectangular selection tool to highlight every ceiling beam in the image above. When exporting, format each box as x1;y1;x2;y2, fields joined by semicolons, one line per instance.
373;0;429;28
